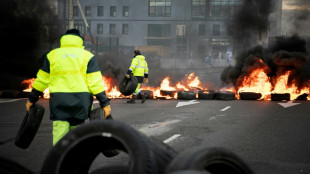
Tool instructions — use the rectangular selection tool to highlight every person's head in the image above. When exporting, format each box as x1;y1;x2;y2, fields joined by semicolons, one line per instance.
134;50;141;56
64;28;84;40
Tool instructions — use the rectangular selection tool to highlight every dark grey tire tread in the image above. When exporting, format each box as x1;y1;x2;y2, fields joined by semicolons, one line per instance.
239;92;262;100
165;147;254;174
198;90;215;100
119;74;138;96
215;91;236;100
15;103;45;149
177;91;196;100
41;120;159;174
271;93;290;101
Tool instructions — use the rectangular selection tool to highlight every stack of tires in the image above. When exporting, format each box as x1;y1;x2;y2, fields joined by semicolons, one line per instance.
39;120;254;174
41;120;177;174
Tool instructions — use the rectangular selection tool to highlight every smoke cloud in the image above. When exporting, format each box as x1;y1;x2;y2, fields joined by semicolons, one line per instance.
0;0;59;89
221;35;310;90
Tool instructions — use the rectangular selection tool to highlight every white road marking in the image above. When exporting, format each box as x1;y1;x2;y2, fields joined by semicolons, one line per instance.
209;116;217;120
163;134;181;144
0;99;21;103
278;101;300;108
139;119;182;136
220;106;231;111
176;100;199;107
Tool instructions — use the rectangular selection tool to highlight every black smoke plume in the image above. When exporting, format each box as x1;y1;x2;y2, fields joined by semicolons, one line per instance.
0;0;59;89
221;35;310;91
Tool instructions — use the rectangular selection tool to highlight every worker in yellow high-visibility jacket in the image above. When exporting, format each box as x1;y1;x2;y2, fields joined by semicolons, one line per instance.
25;29;111;146
126;50;149;104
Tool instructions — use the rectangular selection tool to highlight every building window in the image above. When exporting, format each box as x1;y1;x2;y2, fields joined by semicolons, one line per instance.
97;24;103;34
176;25;186;36
149;0;171;17
73;6;79;16
123;6;129;17
110;24;116;34
85;6;91;16
147;24;171;46
110;6;116;17
198;24;206;35
122;24;129;35
97;6;104;16
209;0;243;17
192;0;206;19
213;24;220;36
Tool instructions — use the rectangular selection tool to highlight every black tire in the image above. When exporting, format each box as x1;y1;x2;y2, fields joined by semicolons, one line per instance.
239;92;262;100
160;90;177;97
168;170;211;174
177;91;197;100
295;93;308;100
89;107;114;121
89;165;129;174
215;91;236;100
198;90;215;100
271;93;290;101
119;74;138;96
138;90;154;99
0;157;35;174
15;103;45;149
165;147;254;174
148;136;178;174
41;120;161;174
89;107;118;157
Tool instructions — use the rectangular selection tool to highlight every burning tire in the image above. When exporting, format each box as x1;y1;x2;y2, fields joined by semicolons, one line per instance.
271;93;290;101
295;93;308;100
41;120;176;174
119;74;138;96
15;103;45;149
177;91;196;100
165;147;254;174
198;90;215;100
138;90;154;99
160;90;177;97
0;156;35;174
239;92;262;100
215;91;236;100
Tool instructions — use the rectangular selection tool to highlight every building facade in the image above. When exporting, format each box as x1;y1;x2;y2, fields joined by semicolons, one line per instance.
57;0;282;67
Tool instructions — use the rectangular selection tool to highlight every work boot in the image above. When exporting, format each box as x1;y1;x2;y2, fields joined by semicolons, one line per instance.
126;94;136;103
141;93;147;104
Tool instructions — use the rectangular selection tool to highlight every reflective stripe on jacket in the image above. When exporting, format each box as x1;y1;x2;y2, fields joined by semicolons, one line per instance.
129;55;148;77
32;34;107;121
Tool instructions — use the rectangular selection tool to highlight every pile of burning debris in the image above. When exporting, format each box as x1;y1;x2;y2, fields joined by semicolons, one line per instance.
3;69;307;101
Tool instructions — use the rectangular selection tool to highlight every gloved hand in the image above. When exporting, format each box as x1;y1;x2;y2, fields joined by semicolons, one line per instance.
103;105;111;119
26;100;33;113
125;74;130;79
144;78;149;83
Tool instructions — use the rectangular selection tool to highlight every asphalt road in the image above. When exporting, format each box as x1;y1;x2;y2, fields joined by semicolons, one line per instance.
0;97;310;174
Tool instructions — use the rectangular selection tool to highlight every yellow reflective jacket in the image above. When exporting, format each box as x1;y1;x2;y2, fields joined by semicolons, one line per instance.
128;55;149;81
31;34;109;121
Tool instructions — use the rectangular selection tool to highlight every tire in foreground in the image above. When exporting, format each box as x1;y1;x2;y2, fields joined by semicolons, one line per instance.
15;103;45;149
41;120;176;174
165;146;254;174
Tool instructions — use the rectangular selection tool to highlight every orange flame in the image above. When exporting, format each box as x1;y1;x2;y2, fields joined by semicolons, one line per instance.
272;71;309;100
